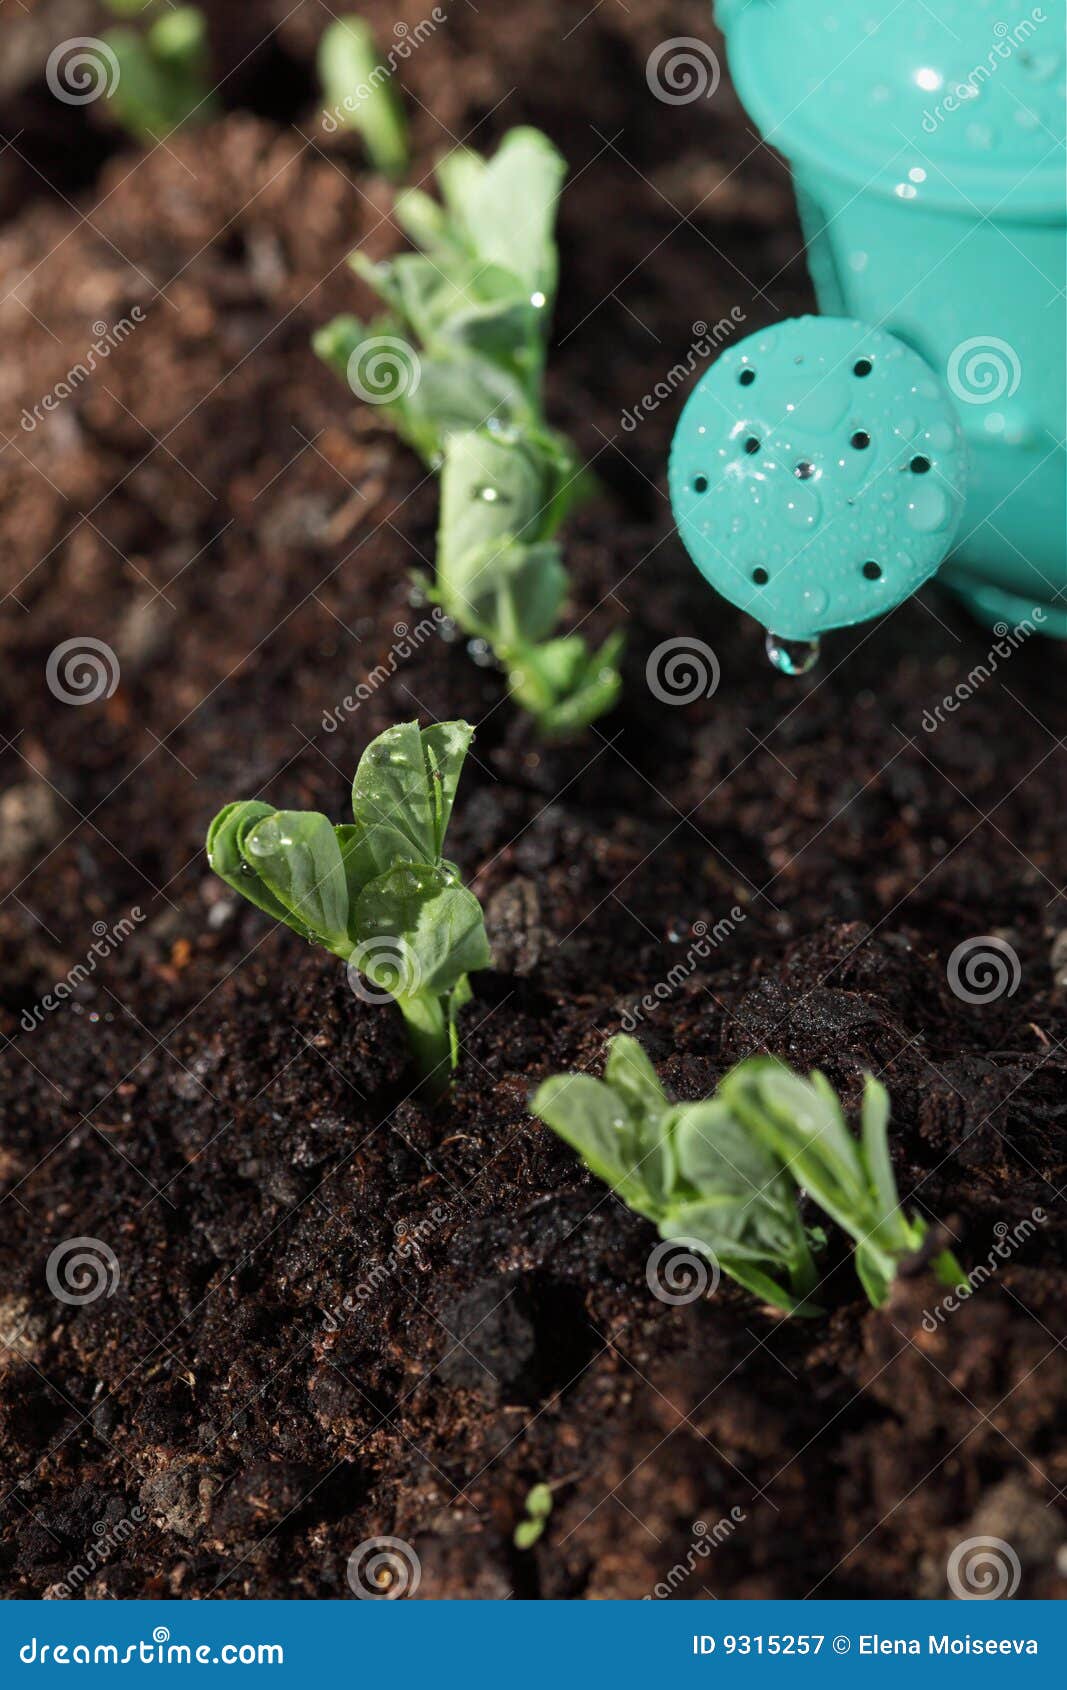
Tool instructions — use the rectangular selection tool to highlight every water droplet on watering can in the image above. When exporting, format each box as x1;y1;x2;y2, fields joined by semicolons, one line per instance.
765;632;821;675
785;484;821;529
802;586;828;617
906;482;951;533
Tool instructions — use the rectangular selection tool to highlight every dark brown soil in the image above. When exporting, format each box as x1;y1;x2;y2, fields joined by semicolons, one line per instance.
0;0;1064;1601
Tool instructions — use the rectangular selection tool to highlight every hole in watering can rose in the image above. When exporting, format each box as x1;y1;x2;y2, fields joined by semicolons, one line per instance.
794;460;816;480
751;567;769;585
853;358;873;377
738;368;756;386
850;430;871;450
910;455;931;474
743;436;761;455
692;474;708;493
862;560;882;580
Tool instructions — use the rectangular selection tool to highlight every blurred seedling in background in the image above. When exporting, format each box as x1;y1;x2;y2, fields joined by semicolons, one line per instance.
513;1483;553;1550
207;721;491;1097
101;0;217;142
315;127;622;738
317;16;409;178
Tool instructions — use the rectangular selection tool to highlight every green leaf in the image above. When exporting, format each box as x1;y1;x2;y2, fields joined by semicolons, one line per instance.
530;1073;655;1216
103;8;216;142
317;17;409;178
240;810;351;955
509;630;624;739
513;1518;544;1551
445;128;565;301
206;802;297;929
526;1483;553;1519
352;862;491;999
352;720;473;873
604;1036;669;1132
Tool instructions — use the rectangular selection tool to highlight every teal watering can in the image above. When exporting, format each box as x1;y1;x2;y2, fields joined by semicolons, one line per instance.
668;0;1067;659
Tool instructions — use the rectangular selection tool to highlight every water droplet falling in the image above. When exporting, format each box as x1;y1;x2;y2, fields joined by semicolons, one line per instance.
765;632;821;676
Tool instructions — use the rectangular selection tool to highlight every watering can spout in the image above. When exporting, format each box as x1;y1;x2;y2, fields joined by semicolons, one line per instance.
687;0;1067;643
668;317;967;643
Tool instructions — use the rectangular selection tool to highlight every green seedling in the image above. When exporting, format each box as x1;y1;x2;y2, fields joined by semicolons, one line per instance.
207;721;490;1095
532;1037;822;1316
314;128;622;738
513;1483;553;1550
718;1060;963;1307
102;3;217;142
317;17;409;178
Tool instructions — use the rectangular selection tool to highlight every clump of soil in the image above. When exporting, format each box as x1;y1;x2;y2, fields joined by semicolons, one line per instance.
0;0;1064;1601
